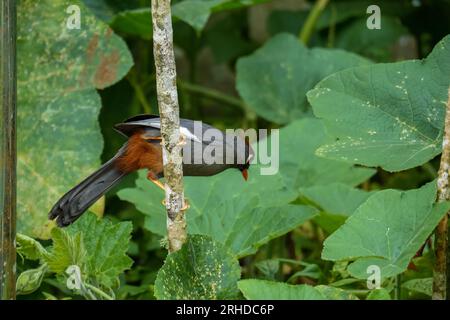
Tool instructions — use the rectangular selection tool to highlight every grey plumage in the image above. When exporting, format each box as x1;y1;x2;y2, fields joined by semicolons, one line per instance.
49;114;253;227
115;114;253;178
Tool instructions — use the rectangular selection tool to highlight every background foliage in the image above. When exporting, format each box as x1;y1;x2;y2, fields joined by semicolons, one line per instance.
14;0;450;300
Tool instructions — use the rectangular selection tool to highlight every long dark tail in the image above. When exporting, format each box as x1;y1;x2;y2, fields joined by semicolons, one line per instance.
49;144;128;227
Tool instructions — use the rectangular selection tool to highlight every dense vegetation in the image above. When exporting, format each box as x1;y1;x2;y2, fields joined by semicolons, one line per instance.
13;0;450;300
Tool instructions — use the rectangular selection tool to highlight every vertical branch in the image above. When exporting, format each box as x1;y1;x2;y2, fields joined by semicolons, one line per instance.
0;0;17;300
151;0;187;252
433;87;450;300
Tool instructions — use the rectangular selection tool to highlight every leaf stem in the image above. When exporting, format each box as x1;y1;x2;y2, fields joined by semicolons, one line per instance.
299;0;329;45
127;70;152;114
433;87;450;300
84;283;114;300
177;80;257;124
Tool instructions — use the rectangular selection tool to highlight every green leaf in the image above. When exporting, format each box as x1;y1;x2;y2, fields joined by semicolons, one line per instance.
16;264;48;295
173;0;268;32
172;0;223;32
45;228;86;274
238;280;325;300
211;0;269;12
322;181;450;279
17;233;50;261
44;214;133;289
287;264;321;282
110;0;268;39
366;288;392;300
255;259;280;280
236;33;370;124
314;285;359;300
204;12;255;63
308;35;450;172
118;163;313;258
300;183;374;216
336;16;409;62
67;213;133;288
154;235;241;299
277;119;375;191
110;8;153;40
268;1;412;37
300;183;375;233
402;278;433;297
16;0;133;239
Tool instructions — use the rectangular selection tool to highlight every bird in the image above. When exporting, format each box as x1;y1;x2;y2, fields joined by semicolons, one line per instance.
49;114;254;227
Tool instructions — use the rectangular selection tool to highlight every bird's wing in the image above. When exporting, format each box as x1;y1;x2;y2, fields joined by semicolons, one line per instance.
114;114;213;145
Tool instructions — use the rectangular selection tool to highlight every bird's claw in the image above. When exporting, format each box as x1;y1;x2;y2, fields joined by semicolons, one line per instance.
161;198;190;211
177;133;187;146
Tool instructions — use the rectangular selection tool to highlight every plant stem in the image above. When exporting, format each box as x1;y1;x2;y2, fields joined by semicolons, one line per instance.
422;162;438;179
151;0;187;253
0;0;17;300
84;283;114;300
178;80;245;110
128;70;152;114
178;80;257;126
395;274;402;300
299;0;329;45
326;4;336;48
433;87;450;300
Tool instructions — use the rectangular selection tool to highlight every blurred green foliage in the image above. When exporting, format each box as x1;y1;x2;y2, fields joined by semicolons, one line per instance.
14;0;450;300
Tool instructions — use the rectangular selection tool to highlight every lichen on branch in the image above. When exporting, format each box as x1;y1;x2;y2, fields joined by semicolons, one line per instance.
433;87;450;300
151;0;187;252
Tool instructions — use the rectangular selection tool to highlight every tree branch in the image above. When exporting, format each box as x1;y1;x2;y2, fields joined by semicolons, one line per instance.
151;0;187;252
433;87;450;300
0;0;17;300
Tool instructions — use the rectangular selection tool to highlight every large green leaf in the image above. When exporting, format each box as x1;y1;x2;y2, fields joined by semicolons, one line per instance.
268;1;410;37
335;16;409;62
236;33;370;124
322;182;450;279
238;280;325;300
366;288;392;300
277;119;375;191
173;0;269;32
402;278;433;297
67;213;133;288
300;183;374;216
118;166;314;258
154;235;241;299
300;183;375;233
172;0;223;32
17;0;133;238
45;228;86;274
110;8;153;40
110;0;268;39
314;285;359;300
17;233;50;261
308;34;450;172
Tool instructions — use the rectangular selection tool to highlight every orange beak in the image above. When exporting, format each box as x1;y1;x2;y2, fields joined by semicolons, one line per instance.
242;169;248;181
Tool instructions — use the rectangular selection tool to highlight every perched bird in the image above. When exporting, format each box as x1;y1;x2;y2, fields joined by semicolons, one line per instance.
49;114;253;227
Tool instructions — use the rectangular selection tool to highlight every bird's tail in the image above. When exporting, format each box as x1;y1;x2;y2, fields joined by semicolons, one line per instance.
49;144;128;227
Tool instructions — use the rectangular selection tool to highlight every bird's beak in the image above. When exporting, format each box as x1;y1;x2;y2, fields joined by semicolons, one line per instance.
242;169;248;181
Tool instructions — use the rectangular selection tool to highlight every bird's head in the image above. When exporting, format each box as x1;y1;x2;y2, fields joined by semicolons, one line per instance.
238;161;251;181
237;138;254;181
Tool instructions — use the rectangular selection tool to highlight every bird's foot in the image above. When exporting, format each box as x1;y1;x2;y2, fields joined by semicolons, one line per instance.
177;133;187;146
161;198;190;211
147;172;165;191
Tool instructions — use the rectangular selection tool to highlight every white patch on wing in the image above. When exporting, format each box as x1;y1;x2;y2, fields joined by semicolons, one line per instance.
180;126;201;143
